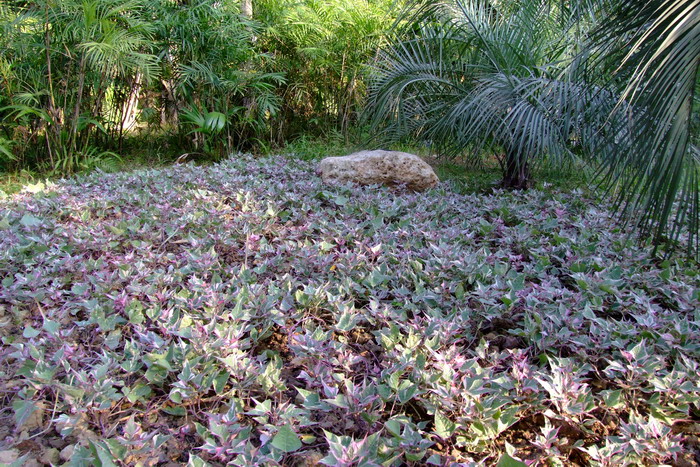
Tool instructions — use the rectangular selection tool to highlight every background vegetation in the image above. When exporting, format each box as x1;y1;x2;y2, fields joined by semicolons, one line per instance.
0;0;397;173
1;0;698;252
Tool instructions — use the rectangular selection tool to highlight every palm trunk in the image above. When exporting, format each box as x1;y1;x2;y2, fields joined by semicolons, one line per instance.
118;72;143;151
501;148;530;189
69;54;87;154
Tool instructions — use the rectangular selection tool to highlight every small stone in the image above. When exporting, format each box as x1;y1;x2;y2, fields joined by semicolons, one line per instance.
318;150;439;192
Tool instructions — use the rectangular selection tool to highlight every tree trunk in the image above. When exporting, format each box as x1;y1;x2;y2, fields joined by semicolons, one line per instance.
240;0;256;150
121;73;143;132
501;148;530;190
241;0;253;19
160;78;179;128
118;72;143;151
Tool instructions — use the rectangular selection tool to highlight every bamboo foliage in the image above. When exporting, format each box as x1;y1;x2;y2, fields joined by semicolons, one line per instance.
0;0;400;167
0;0;285;167
256;0;397;141
0;0;160;172
151;0;284;154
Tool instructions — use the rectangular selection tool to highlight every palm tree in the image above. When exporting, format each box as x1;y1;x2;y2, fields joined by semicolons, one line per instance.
367;0;699;255
1;0;159;172
585;0;699;256
366;0;588;189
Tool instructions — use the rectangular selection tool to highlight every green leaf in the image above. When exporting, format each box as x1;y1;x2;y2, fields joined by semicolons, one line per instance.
601;389;624;409
187;454;211;467
204;111;227;133
20;214;42;227
434;411;456;439
71;283;89;295
66;445;93;466
397;382;418;403
455;283;465;299
271;425;302;452
333;195;349;206
319;240;335;252
334;311;358;332
104;439;127;459
169;390;183;404
496;452;527;467
388;371;402;390
88;440;118;467
42;319;60;336
161;405;186;416
106;225;125;236
123;383;151;403
23;326;40;338
213;372;229;394
12;399;37;429
385;418;402;437
125;301;145;325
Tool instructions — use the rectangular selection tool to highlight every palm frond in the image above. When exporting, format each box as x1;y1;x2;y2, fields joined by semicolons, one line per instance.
367;0;584;182
587;0;700;255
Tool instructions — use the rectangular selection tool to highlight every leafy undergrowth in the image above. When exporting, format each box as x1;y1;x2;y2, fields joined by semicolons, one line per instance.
0;155;699;466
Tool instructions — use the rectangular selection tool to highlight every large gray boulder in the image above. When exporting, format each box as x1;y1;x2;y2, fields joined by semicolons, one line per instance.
318;150;439;192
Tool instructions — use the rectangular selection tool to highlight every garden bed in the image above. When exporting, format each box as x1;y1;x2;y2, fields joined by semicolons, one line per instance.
0;155;698;465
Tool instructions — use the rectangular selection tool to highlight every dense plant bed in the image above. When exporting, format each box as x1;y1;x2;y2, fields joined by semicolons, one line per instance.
0;156;698;466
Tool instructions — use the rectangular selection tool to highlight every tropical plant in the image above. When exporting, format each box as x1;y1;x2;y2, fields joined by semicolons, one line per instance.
180;107;228;156
1;0;404;172
0;0;288;169
0;0;158;173
152;0;285;154
584;0;700;255
367;0;699;255
367;0;590;189
256;0;397;142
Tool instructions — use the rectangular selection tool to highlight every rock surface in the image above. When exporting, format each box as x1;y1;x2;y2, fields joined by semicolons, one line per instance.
318;150;439;192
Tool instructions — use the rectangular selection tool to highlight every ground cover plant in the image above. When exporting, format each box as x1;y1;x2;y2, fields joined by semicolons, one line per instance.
0;155;699;466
